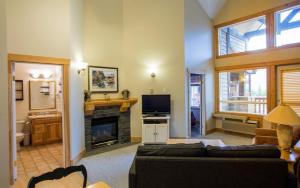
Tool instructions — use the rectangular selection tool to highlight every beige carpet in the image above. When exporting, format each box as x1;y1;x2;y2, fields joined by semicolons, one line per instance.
79;132;253;188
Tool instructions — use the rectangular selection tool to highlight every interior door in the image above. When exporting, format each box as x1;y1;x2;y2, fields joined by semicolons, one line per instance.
142;125;156;143
11;63;17;181
156;124;169;143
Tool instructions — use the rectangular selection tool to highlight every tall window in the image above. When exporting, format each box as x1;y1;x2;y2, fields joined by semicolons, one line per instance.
219;68;267;115
281;69;300;116
218;16;267;56
275;5;300;47
216;3;300;57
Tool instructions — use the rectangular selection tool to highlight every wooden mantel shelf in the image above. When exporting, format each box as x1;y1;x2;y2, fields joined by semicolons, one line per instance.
84;98;138;115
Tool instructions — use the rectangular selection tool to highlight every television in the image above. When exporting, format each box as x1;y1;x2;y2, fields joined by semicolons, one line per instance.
142;95;171;115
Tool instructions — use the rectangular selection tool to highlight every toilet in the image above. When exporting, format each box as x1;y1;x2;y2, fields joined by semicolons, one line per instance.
16;120;25;151
16;132;25;151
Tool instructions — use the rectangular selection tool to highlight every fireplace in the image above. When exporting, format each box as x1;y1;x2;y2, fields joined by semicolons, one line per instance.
91;116;118;148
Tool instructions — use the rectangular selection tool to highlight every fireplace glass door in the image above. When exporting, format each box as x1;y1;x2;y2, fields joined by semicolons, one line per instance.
91;116;118;148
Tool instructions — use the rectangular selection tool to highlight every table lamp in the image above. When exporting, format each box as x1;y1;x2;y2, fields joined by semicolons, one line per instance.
264;104;300;150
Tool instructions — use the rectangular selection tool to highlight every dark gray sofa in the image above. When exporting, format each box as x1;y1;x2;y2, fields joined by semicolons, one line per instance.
129;143;297;188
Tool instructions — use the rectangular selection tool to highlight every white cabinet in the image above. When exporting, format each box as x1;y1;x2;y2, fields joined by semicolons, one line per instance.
142;116;170;144
142;124;156;143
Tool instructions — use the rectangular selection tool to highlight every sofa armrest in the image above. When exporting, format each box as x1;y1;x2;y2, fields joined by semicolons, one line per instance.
129;158;136;188
287;172;297;188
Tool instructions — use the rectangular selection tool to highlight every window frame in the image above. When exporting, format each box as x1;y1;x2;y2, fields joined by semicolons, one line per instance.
215;2;300;59
215;66;270;117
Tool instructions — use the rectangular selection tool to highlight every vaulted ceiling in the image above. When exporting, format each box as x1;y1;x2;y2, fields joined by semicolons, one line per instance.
197;0;227;20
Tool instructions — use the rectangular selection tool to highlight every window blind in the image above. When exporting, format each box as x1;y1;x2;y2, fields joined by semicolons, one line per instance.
282;70;300;116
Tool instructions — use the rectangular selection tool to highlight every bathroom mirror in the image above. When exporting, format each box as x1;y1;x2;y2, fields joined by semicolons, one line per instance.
29;81;56;110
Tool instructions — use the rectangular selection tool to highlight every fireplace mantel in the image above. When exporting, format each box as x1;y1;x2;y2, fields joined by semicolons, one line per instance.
85;98;138;115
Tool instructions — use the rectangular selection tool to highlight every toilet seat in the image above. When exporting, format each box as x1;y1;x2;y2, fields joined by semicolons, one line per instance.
16;132;24;137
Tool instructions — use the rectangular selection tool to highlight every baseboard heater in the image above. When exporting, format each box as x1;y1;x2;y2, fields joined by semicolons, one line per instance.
214;113;258;136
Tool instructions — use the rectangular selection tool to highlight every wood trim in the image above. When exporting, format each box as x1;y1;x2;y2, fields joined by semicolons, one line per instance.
216;43;300;59
131;137;142;143
8;60;13;184
85;98;138;115
62;64;71;167
71;149;86;165
8;54;71;185
214;1;300;28
8;54;70;65
215;58;300;71
269;65;277;110
215;1;300;59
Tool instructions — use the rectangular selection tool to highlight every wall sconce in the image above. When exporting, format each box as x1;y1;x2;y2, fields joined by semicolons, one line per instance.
151;72;156;78
148;64;158;79
77;62;88;75
29;71;53;79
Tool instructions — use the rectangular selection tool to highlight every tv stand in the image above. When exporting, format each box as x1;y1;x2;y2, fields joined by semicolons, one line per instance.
142;115;170;144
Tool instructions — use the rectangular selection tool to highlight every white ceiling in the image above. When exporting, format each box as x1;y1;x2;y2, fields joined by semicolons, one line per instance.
197;0;227;20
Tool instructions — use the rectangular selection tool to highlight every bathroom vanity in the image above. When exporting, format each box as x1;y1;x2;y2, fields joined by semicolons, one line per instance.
29;113;62;145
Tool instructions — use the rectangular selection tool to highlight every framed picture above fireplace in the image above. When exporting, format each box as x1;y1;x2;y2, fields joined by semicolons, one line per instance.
88;66;119;93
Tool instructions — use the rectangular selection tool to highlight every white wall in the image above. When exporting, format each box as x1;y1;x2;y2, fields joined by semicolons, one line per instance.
0;0;9;186
15;63;62;121
70;0;85;159
7;0;70;58
83;0;124;99
185;0;215;131
7;0;85;161
123;0;187;137
82;0;187;138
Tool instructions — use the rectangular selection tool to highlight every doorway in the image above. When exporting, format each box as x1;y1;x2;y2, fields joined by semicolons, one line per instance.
189;73;204;138
8;54;71;185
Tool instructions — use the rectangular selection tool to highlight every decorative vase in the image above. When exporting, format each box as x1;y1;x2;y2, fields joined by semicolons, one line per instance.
122;89;130;99
277;124;293;150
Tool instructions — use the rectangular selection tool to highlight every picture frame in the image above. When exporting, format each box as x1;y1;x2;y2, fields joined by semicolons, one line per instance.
88;66;119;93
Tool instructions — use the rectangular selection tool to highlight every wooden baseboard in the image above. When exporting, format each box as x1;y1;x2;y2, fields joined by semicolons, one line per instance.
71;149;86;165
211;128;255;138
206;128;218;135
131;137;142;143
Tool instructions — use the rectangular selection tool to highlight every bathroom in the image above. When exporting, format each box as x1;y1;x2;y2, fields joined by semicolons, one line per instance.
14;62;64;180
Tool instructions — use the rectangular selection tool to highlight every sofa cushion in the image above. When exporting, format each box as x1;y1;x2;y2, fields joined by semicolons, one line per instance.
137;142;206;157
207;144;281;158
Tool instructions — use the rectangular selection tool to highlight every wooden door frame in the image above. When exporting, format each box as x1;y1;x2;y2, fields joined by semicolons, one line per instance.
8;54;71;184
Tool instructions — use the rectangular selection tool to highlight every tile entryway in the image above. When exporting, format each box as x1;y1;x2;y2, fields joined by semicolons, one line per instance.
17;143;63;180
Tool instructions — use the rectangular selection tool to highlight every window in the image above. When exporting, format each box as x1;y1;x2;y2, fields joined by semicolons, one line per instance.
219;68;267;115
216;3;300;57
275;5;300;47
281;69;300;116
191;85;201;107
218;16;267;56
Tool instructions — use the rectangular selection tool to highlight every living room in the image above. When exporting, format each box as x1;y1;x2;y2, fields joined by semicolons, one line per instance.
1;0;300;187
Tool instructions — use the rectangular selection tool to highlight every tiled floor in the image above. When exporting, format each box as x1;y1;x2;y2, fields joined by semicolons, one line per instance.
17;143;63;180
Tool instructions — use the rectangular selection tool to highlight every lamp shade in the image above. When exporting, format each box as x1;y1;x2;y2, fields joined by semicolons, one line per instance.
264;104;300;126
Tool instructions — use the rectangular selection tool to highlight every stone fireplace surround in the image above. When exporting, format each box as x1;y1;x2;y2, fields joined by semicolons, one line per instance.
85;106;131;152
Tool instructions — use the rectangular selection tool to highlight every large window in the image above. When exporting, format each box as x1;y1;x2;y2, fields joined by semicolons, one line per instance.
275;5;300;47
219;68;267;115
216;3;300;57
218;16;267;56
281;69;300;116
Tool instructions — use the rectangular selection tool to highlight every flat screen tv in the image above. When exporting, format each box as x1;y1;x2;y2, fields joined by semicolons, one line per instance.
142;95;171;115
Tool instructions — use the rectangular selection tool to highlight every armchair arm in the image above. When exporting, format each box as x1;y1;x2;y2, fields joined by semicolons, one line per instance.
129;158;136;188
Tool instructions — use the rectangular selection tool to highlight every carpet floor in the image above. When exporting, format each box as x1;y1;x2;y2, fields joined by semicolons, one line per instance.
79;132;253;188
